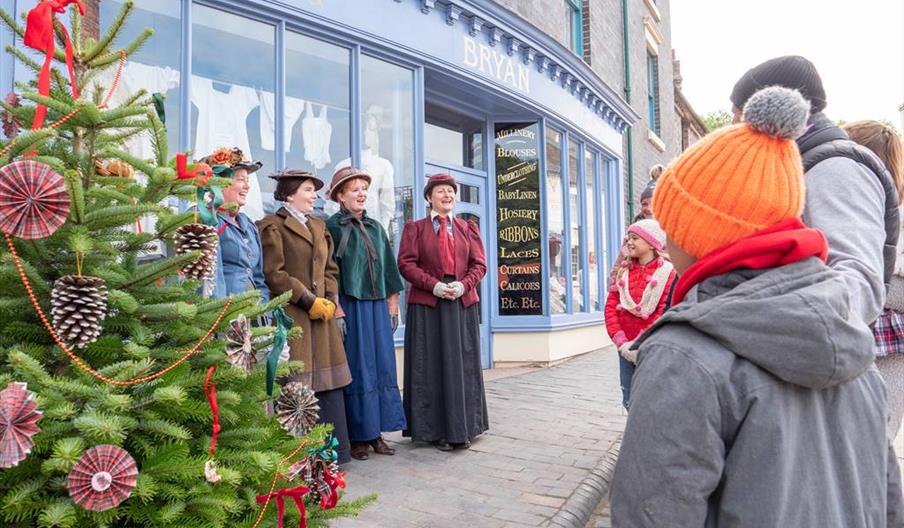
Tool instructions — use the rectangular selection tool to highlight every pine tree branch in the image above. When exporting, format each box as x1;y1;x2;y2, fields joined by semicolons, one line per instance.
4;44;42;74
119;252;200;290
88;26;153;69
135;301;198;322
98;147;157;179
82;1;134;63
84;203;163;230
0;129;57;164
0;7;23;39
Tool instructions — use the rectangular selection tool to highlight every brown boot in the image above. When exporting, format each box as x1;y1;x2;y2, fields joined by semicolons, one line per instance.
350;441;370;460
369;436;395;455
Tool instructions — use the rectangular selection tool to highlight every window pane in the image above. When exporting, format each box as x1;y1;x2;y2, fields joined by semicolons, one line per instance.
569;142;583;312
344;55;414;247
546;128;566;315
425;103;483;169
283;32;351;218
585;150;600;311
191;5;275;221
99;0;181;162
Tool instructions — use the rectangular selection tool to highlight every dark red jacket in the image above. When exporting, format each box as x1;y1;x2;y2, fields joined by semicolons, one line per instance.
397;216;487;308
605;258;676;345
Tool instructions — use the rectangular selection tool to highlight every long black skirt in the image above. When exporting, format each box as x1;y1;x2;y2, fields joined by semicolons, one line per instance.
315;388;351;465
403;297;489;444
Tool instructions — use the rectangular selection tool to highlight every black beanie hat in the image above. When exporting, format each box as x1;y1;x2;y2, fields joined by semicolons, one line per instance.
730;56;826;114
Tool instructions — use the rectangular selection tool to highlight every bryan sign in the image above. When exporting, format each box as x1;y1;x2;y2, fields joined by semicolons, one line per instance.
495;123;543;315
463;36;530;93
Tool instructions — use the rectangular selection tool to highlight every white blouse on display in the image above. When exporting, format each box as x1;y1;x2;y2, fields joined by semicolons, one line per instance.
258;91;306;152
301;102;333;170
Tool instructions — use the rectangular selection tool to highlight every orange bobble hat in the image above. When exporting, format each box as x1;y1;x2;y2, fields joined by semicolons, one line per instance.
652;86;811;258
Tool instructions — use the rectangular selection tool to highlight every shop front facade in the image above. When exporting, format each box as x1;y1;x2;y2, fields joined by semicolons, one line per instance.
1;0;638;368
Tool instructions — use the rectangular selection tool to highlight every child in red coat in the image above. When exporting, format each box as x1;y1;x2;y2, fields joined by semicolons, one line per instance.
605;219;676;408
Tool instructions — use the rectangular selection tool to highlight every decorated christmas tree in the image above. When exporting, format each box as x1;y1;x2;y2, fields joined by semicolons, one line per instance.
0;1;372;526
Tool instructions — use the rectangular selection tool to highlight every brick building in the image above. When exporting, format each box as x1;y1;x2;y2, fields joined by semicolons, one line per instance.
494;0;703;218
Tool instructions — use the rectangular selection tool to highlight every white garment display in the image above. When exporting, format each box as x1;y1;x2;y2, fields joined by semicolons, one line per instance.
333;148;396;231
258;91;306;152
191;76;265;221
302;102;333;170
94;61;180;160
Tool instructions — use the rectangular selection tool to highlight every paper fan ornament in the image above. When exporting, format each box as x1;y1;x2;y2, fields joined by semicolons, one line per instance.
0;160;70;239
68;445;138;512
0;382;43;468
275;372;320;438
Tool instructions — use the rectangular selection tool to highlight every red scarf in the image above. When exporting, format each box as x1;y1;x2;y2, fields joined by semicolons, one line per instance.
671;218;828;305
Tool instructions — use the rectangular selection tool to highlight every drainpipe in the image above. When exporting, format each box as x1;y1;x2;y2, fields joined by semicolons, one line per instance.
621;0;634;220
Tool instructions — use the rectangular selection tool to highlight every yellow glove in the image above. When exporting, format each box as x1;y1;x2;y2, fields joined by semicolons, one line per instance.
308;297;336;321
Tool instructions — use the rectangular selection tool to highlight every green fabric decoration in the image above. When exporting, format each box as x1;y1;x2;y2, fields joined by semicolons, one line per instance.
267;307;293;397
196;184;223;227
151;92;166;124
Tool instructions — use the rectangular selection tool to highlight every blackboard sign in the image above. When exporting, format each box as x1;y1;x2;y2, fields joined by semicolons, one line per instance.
495;122;543;315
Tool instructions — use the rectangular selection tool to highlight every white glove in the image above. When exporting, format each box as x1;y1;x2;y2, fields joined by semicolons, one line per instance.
448;281;465;299
433;281;451;298
619;341;638;363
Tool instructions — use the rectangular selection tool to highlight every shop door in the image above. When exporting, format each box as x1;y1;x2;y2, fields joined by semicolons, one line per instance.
426;164;491;368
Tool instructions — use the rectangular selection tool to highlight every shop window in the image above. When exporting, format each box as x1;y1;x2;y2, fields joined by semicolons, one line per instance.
545;127;566;315
284;31;351;218
190;4;275;222
99;0;181;163
647;52;660;136
425;102;484;170
584;149;600;312
565;0;583;56
351;55;415;248
568;141;583;312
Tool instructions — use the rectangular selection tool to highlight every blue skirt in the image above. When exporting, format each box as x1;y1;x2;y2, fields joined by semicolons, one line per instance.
340;295;407;441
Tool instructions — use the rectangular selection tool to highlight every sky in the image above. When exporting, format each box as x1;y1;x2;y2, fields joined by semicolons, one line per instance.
670;0;904;130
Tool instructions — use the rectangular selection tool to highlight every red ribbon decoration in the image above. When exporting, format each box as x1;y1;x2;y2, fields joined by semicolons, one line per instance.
23;0;86;132
255;485;310;528
176;153;212;184
318;468;346;509
204;366;219;456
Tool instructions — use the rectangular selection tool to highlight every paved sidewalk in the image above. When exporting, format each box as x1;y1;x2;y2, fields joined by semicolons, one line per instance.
334;348;626;528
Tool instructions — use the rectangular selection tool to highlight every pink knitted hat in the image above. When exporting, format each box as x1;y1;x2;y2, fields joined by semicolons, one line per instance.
627;219;667;252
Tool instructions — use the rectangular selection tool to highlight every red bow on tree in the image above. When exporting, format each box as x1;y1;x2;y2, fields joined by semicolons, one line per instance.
23;0;85;131
175;153;211;184
256;485;310;528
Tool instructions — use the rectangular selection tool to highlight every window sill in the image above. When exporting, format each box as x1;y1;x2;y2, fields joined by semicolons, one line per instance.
647;129;666;152
643;0;662;23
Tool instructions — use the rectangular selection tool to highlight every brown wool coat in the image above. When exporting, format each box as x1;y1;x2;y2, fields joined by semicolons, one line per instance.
258;207;351;392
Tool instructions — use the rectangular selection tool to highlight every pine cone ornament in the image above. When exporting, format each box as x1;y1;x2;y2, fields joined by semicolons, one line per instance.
173;223;218;280
275;372;319;438
51;275;108;349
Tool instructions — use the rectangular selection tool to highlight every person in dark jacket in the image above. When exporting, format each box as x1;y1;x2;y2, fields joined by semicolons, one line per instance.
258;170;353;464
397;173;488;451
729;55;898;327
326;167;407;461
611;86;904;527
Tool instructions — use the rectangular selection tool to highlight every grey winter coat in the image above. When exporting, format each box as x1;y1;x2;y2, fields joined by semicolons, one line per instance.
799;113;888;325
610;258;904;527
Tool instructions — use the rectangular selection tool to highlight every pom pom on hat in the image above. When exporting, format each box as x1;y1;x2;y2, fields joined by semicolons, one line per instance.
743;86;810;140
651;85;807;259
